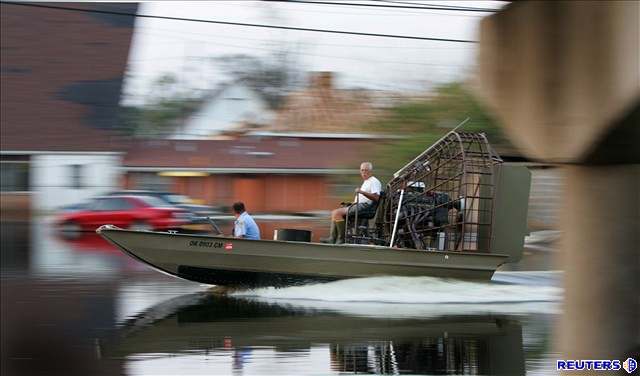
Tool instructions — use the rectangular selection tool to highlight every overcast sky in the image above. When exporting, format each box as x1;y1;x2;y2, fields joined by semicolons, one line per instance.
123;1;506;105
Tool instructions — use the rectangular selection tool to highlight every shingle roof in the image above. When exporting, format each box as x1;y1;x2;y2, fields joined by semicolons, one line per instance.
123;137;381;170
266;72;384;133
0;3;137;152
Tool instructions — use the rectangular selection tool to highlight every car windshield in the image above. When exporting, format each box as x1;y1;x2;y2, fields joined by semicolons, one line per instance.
136;196;173;208
165;194;189;205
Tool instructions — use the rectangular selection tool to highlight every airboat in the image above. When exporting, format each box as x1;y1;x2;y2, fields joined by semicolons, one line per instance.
98;127;531;287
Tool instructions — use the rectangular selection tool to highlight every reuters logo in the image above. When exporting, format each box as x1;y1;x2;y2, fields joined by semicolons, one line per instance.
623;358;638;374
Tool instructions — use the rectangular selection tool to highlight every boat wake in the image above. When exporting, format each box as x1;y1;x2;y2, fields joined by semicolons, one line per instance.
230;271;563;317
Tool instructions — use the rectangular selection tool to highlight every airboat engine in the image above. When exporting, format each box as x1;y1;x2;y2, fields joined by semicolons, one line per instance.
375;130;530;262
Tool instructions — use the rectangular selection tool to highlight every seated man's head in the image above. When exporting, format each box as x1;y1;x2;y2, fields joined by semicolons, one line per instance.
232;201;246;217
360;162;373;180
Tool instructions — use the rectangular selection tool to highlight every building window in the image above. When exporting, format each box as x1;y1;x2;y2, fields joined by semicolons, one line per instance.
0;162;30;192
131;172;172;191
69;164;83;189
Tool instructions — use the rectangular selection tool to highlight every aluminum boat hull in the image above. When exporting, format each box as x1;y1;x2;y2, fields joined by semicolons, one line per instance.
97;226;509;287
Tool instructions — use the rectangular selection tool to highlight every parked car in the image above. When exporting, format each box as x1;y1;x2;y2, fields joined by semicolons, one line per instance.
57;195;192;233
107;190;221;218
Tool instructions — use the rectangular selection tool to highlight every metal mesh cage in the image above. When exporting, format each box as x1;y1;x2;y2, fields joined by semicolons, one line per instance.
375;131;503;252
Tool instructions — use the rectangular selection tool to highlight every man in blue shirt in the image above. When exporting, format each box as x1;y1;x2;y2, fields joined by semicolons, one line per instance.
232;202;260;240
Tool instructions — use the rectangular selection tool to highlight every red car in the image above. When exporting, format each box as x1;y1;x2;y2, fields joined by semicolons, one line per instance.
57;195;192;233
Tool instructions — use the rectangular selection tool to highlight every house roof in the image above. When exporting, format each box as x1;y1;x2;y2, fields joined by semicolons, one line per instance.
265;72;384;133
0;3;137;152
123;136;382;172
171;81;274;140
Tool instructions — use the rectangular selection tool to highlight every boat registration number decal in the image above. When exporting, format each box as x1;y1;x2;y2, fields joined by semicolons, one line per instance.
188;240;225;249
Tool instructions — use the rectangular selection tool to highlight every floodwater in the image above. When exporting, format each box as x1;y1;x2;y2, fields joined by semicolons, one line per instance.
1;217;562;376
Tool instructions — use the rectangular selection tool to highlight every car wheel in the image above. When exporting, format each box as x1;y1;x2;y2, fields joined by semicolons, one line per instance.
130;221;152;231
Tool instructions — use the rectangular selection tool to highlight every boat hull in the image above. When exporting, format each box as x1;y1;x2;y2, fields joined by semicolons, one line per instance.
98;226;509;287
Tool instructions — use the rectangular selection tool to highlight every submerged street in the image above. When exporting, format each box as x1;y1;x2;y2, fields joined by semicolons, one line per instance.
2;217;560;375
3;2;637;374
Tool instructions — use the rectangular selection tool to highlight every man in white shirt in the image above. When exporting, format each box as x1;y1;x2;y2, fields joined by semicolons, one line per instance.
326;161;382;244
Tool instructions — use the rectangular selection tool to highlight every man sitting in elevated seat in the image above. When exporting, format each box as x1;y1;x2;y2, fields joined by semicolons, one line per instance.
325;162;381;244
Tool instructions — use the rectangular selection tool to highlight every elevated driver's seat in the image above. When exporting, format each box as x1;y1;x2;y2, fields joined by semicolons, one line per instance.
345;191;384;244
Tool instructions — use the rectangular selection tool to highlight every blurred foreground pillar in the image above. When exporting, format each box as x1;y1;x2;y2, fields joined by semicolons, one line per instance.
562;165;639;358
476;0;640;368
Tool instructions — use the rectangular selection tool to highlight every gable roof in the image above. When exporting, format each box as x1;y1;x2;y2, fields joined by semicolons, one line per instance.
171;81;274;140
266;72;384;133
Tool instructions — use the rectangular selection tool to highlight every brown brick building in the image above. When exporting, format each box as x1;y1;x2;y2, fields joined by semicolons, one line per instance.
1;3;137;213
122;135;384;214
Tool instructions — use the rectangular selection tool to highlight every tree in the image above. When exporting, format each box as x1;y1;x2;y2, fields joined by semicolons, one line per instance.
364;81;515;182
118;73;205;137
118;50;304;137
215;49;303;109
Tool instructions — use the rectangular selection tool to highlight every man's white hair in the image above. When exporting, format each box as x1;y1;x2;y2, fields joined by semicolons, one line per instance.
360;162;373;170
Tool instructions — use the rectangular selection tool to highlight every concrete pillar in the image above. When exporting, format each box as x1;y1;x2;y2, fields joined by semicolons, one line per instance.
560;165;639;359
475;1;640;369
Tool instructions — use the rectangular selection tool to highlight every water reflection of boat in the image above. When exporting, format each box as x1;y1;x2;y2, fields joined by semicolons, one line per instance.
56;232;120;254
113;293;526;375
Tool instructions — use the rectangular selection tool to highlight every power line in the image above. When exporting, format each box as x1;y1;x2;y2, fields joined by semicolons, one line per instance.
373;0;500;12
0;1;478;43
247;0;485;18
244;0;484;18
271;0;498;12
130;27;473;68
134;25;474;50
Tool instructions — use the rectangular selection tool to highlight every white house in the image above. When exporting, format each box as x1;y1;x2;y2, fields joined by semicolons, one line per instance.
31;152;123;211
170;82;274;140
2;149;124;212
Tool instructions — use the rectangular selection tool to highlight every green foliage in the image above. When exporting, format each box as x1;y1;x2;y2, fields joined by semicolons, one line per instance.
119;98;204;137
118;74;205;137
